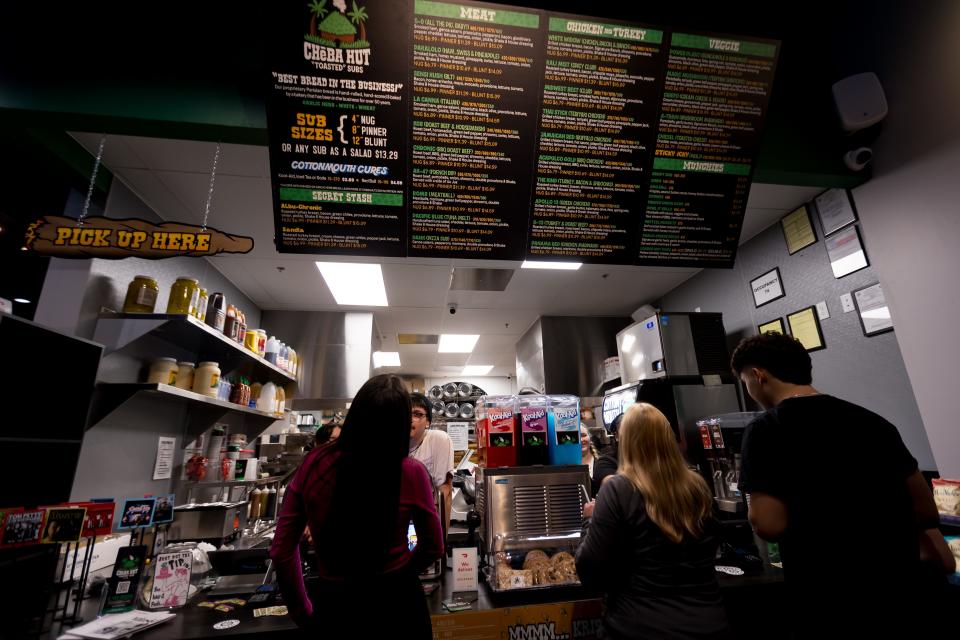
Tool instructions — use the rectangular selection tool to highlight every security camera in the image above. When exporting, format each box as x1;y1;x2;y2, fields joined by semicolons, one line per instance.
843;147;873;172
447;303;458;315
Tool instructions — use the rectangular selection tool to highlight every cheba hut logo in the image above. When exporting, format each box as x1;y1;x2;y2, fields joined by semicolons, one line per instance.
304;0;372;73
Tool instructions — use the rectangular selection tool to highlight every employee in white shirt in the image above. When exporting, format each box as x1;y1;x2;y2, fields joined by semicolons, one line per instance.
409;392;454;534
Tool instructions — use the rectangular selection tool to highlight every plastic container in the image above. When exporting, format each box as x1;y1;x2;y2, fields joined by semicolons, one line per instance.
167;277;199;315
122;275;159;313
265;486;278;520
287;348;298;376
276;386;286;415
249;488;263;519
244;329;260;353
147;357;179;385
279;343;288;371
174;362;196;390
258;382;277;413
195;288;208;322
518;395;550;466
256;330;267;356
264;336;280;365
206;426;226;483
547;395;582;466
206;292;226;332
475;395;518;468
193;361;221;397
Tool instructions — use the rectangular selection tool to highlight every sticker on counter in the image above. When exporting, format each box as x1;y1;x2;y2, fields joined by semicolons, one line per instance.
213;619;240;630
715;565;745;576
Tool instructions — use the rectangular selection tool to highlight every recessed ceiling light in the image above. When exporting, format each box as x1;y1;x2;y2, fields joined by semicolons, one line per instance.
521;261;582;270
372;351;401;368
438;334;479;353
462;365;493;376
13;298;31;304
315;262;388;306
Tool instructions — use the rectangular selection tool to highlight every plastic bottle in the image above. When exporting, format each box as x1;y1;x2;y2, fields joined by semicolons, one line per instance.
288;349;298;377
278;485;286;511
264;336;280;365
547;395;582;465
258;382;277;413
276;386;286;415
279;343;288;371
518;395;550;465
249;488;263;519
257;487;270;519
265;486;278;520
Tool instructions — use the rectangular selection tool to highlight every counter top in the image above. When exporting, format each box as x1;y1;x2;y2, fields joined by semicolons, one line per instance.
49;562;783;640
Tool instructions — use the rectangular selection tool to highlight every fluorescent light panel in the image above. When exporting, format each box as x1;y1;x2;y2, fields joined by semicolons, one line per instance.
438;334;479;353
462;365;493;376
315;262;388;306
13;298;31;304
521;260;582;270
372;351;401;368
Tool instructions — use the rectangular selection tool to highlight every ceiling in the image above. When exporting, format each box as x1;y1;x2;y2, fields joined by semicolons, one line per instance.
70;133;822;378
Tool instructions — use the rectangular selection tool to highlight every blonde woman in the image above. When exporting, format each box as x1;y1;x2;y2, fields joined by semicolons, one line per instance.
575;403;730;640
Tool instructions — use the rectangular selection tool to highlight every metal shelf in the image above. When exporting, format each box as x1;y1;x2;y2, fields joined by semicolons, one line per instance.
93;382;282;422
183;475;285;488
93;312;296;386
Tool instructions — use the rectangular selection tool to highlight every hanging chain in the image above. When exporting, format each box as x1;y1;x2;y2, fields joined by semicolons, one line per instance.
201;142;222;232
78;136;107;227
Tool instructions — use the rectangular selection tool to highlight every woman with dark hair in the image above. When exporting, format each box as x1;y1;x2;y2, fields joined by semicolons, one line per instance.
270;374;443;637
576;403;729;640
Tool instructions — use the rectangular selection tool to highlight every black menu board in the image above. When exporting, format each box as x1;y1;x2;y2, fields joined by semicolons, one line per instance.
638;33;778;267
266;3;780;268
266;0;411;256
408;0;543;259
528;15;667;263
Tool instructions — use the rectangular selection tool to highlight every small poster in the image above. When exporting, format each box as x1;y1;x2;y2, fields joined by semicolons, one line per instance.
446;422;470;452
780;205;817;254
102;545;148;614
118;498;156;529
750;267;785;308
452;547;478;592
81;502;116;538
40;507;86;544
153;437;176;480
1;509;45;547
151;494;175;525
149;550;193;609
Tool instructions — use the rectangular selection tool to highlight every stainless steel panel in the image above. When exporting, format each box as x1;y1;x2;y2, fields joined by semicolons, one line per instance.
660;314;699;376
449;268;515;291
261;310;373;401
617;315;664;382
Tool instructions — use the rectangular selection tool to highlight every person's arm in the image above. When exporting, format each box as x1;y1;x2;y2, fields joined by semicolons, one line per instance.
575;479;623;591
268;475;312;626
906;471;940;530
747;492;788;541
919;528;956;574
408;462;444;572
593;453;618;488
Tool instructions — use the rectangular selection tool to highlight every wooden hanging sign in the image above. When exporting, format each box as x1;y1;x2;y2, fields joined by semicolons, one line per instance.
25;216;254;259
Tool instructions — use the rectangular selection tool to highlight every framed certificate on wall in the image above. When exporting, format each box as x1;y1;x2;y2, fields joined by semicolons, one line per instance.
786;306;826;352
780;205;817;254
825;225;869;278
758;318;786;335
853;282;894;336
814;188;858;236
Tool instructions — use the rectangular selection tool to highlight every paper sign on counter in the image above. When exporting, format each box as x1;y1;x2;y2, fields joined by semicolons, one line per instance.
153;437;176;480
446;422;470;452
452;547;478;592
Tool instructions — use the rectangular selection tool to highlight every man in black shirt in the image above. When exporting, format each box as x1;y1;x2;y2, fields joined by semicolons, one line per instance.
730;333;944;636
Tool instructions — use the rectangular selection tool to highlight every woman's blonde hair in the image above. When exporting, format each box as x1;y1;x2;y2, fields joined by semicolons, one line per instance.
617;403;713;543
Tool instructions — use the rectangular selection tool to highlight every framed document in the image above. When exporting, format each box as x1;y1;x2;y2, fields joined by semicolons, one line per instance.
825;225;869;278
750;267;785;308
787;306;825;352
814;188;858;236
758;318;786;335
780;205;817;254
853;282;894;336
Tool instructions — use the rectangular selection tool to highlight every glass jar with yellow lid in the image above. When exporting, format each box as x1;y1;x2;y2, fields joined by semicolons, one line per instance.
167;277;200;315
122;275;160;314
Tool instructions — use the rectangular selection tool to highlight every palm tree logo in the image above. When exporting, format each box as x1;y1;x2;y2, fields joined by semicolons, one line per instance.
347;0;369;43
308;0;328;37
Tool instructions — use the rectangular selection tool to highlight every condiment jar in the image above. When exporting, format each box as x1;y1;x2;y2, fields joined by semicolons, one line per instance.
147;357;179;385
174;362;196;390
192;361;221;397
195;288;208;322
206;292;226;332
223;305;239;340
122;275;160;314
244;327;260;353
256;330;267;356
167;277;200;315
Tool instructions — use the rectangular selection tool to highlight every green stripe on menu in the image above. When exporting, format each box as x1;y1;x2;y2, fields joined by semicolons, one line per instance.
415;0;540;28
280;187;404;206
548;17;662;43
653;158;751;175
671;33;776;58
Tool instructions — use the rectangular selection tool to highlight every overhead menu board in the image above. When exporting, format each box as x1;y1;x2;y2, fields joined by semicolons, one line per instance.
409;0;542;259
528;15;666;263
639;33;778;267
266;2;780;268
266;0;411;256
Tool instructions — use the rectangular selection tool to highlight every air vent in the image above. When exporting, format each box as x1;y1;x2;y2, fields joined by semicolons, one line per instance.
450;268;515;292
398;333;439;345
514;486;548;533
513;484;583;534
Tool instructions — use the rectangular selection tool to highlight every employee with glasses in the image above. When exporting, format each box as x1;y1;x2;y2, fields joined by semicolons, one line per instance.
409;392;455;534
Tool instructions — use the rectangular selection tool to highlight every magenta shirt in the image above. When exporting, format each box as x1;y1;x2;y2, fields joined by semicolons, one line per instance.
269;444;444;623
